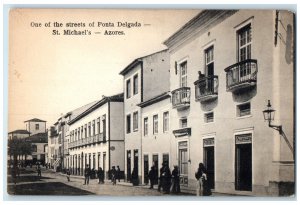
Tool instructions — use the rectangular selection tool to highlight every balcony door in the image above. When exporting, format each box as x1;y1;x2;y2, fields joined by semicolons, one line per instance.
238;24;252;80
178;141;188;186
205;46;214;93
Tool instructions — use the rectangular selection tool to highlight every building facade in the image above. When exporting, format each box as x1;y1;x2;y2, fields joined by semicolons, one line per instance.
119;50;170;183
163;10;294;195
24;118;47;136
138;92;172;185
67;93;124;178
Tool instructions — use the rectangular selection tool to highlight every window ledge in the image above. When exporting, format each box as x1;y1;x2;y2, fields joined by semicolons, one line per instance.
236;115;252;120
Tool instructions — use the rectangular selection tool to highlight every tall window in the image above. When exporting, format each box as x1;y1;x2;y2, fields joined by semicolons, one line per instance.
238;25;252;78
126;79;131;99
32;145;37;152
102;115;106;139
205;46;214;76
133;74;138;95
238;25;252;62
92;120;95;136
144;117;148;136
153;115;158;134
126;114;131;134
163;111;169;132
180;61;187;87
88;122;91;137
133;111;138;131
35;124;39;130
77;128;80;140
181;118;187;128
97;118;100;134
84;124;87;138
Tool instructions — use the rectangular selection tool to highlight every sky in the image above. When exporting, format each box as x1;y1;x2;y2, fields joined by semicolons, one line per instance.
8;9;200;132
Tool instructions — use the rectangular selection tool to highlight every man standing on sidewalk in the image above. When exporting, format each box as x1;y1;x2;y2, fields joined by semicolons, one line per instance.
83;165;91;185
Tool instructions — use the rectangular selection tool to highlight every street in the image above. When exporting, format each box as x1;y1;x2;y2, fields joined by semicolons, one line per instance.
7;166;190;196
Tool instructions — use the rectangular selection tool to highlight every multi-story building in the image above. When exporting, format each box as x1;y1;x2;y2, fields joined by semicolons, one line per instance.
163;10;294;196
68;93;124;178
25;132;48;165
24;118;47;136
119;49;170;183
137;92;172;185
8;129;30;140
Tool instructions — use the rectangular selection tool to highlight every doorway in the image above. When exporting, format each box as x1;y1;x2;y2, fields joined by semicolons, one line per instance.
235;134;252;191
144;155;149;184
178;141;188;186
127;150;131;181
103;152;106;179
203;145;215;189
152;154;159;184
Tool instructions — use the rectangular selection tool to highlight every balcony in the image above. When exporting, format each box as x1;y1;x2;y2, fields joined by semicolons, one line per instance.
68;133;105;149
171;87;191;109
173;127;191;138
225;59;258;93
194;75;218;102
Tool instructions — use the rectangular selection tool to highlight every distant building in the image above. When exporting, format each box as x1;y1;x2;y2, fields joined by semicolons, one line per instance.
25;132;48;165
8;129;30;140
67;93;124;178
24;118;46;136
119;49;170;183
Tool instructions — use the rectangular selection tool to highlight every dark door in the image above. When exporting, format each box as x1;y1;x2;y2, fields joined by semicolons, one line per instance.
103;153;106;179
204;146;215;189
127;150;131;181
134;149;139;175
163;154;169;168
152;154;159;184
144;155;149;184
235;143;252;191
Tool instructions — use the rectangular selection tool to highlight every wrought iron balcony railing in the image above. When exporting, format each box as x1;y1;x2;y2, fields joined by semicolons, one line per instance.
194;75;218;102
224;59;258;92
68;133;105;149
171;87;190;109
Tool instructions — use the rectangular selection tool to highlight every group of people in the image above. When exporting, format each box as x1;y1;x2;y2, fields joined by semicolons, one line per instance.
148;162;181;194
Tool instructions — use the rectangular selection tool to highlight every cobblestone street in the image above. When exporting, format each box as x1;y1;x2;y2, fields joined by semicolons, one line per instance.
7;167;196;197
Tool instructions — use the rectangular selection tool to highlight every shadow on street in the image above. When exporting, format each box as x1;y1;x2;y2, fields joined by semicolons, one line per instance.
7;175;53;183
7;182;94;195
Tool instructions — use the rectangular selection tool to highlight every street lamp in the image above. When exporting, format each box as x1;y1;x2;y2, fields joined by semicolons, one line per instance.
262;100;294;160
262;100;282;133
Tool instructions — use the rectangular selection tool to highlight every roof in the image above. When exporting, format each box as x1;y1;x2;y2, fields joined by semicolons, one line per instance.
163;10;237;48
68;93;124;125
25;132;48;143
24;118;46;123
137;92;170;108
8;129;30;135
119;49;168;76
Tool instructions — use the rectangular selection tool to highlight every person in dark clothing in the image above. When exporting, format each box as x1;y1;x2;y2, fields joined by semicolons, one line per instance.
116;166;121;182
37;165;42;177
83;165;91;185
161;163;171;194
131;167;139;186
111;166;117;185
157;163;164;192
66;169;71;182
148;165;156;189
195;163;211;196
171;165;180;194
97;167;104;184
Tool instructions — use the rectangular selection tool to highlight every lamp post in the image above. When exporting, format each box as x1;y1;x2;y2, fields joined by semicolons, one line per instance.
262;100;294;160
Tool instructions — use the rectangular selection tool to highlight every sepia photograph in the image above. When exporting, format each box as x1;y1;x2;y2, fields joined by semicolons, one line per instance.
5;7;295;199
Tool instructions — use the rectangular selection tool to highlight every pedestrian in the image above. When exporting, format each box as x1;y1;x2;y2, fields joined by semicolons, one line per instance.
148;165;156;189
171;165;180;194
97;167;104;184
83;164;91;185
131;167;139;186
195;163;210;196
161;162;171;194
110;166;117;185
116;165;121;182
157;163;164;192
37;165;42;177
66;169;71;182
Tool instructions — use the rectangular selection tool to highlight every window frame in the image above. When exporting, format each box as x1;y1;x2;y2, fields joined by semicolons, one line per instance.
126;114;131;134
237;102;251;117
133;111;139;132
133;74;138;95
163;111;169;133
126;79;131;99
153;114;158;134
144;117;148;136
